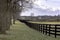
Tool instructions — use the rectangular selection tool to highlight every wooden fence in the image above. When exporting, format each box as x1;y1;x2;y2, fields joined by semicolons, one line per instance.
18;20;60;38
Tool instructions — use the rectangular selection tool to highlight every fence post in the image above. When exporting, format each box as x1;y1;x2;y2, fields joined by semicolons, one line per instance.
32;23;34;29
45;24;47;35
49;25;51;36
35;24;37;30
41;24;42;33
37;24;39;31
33;23;35;29
39;24;40;31
55;25;57;38
43;24;44;34
40;25;41;32
34;24;36;30
31;23;32;27
38;24;40;31
30;23;31;27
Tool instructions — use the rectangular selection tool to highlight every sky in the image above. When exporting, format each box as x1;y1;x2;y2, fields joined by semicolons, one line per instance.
20;0;60;16
34;0;60;10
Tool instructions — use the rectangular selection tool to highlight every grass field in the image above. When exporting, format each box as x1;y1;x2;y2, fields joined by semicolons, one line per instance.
29;21;60;24
0;21;60;40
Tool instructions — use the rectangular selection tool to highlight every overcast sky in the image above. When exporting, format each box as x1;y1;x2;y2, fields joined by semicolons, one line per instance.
21;0;60;16
34;0;60;10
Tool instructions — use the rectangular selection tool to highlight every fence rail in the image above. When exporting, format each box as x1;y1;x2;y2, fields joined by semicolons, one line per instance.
18;20;60;38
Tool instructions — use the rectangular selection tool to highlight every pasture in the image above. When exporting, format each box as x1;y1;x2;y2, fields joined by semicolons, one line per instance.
0;21;60;40
29;21;60;24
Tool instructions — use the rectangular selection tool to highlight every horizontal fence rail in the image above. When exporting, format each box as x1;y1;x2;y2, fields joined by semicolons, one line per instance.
18;20;60;38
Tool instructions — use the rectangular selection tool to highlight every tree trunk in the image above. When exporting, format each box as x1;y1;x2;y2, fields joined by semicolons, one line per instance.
0;0;11;33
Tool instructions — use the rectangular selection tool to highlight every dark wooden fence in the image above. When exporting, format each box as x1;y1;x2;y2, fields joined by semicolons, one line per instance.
18;20;60;38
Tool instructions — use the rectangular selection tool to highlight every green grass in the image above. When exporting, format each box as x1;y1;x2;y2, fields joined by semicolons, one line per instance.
0;21;60;40
29;21;60;24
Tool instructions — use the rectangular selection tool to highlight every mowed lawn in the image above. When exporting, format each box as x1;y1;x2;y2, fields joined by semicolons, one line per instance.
0;21;60;40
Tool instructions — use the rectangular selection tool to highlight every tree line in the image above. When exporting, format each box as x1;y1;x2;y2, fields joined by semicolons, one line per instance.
0;0;34;34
